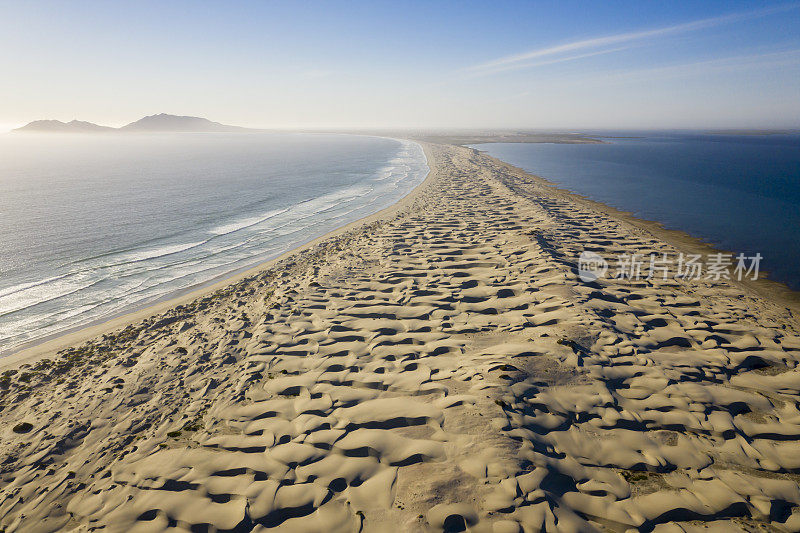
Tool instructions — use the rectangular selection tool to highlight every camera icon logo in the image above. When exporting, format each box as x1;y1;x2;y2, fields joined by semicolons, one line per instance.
578;251;608;282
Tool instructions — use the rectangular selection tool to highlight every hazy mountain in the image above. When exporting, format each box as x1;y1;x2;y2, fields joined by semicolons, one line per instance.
13;114;253;134
120;113;250;132
13;119;116;133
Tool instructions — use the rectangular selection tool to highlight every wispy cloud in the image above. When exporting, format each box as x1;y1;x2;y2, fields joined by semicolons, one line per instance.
471;46;631;77
464;3;800;77
598;48;800;83
509;48;800;90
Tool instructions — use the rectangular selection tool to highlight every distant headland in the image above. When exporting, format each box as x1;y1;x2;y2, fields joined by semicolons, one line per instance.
13;113;254;134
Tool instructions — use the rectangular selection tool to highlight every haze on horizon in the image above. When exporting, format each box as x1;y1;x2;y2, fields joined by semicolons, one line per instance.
1;0;799;133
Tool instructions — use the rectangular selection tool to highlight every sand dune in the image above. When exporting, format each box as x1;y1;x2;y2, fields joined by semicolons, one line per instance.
1;143;800;532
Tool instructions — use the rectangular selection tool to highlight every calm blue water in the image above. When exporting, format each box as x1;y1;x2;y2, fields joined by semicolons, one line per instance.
0;133;427;354
472;133;800;291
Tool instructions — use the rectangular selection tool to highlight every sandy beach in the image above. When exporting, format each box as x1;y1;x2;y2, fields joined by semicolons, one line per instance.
2;141;800;532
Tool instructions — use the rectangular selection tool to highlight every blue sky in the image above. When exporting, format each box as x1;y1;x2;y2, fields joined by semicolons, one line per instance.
1;1;799;130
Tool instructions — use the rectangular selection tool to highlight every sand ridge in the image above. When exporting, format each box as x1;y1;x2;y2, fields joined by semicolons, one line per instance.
1;144;800;532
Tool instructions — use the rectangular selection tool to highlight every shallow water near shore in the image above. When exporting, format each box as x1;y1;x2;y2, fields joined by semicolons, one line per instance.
0;133;427;355
472;132;800;291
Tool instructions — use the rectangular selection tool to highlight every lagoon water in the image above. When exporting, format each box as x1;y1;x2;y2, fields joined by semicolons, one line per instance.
473;133;800;291
0;133;427;354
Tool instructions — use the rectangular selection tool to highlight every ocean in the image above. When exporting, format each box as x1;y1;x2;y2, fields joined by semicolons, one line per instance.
472;132;800;291
0;133;428;355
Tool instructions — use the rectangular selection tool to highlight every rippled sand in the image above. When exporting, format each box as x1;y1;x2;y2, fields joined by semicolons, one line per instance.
1;143;800;532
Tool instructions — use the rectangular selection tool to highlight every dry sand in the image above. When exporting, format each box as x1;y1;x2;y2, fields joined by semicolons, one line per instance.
1;143;800;532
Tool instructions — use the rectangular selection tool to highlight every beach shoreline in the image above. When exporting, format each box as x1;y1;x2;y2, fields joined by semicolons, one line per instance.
6;137;798;370
0;138;434;367
467;146;800;314
2;142;800;532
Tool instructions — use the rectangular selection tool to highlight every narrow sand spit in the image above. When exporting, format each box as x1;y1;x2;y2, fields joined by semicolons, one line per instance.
2;143;800;532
